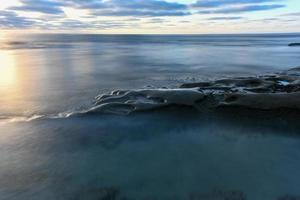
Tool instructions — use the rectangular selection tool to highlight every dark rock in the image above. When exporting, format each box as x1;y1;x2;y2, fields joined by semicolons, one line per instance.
288;43;300;47
180;82;212;88
277;195;300;200
97;187;120;200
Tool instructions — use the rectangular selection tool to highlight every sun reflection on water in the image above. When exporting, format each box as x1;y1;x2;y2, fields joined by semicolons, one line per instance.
0;51;16;88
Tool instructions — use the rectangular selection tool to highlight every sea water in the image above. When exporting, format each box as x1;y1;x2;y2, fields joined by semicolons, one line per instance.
1;34;300;200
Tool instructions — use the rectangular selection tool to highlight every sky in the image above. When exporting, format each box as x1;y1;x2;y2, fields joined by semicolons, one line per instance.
0;0;299;34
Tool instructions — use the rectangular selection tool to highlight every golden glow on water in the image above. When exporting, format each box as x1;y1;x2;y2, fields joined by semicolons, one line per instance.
0;51;17;88
0;49;38;115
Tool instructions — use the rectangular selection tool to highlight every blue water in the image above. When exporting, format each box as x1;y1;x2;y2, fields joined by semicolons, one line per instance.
1;33;300;115
1;34;300;200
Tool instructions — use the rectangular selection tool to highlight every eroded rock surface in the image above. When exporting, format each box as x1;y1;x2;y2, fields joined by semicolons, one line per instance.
80;67;300;115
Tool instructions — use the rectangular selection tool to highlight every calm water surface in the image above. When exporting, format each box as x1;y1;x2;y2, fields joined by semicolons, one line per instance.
1;33;300;115
1;34;300;200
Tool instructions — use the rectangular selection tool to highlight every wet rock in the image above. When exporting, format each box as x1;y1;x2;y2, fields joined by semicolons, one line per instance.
288;43;300;47
67;67;300;117
180;82;212;88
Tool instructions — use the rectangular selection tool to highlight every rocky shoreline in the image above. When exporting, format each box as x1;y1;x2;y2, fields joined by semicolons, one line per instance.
81;67;300;115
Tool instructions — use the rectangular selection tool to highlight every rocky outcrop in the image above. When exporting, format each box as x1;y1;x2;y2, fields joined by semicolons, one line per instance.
288;43;300;47
77;67;300;115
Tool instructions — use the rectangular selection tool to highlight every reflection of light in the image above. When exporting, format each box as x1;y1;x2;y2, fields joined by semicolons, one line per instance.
0;51;16;88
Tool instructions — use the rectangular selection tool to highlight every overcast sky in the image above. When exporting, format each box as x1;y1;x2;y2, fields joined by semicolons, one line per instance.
0;0;299;33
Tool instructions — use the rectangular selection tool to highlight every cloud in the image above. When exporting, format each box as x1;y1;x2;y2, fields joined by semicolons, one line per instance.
0;0;291;30
248;17;299;23
146;18;169;24
8;0;190;17
107;0;187;10
199;4;285;14
66;0;107;9
193;0;281;8
9;0;65;14
56;19;128;29
91;10;190;17
207;16;244;20
281;12;300;17
70;0;187;10
0;11;37;28
72;0;190;17
260;17;278;21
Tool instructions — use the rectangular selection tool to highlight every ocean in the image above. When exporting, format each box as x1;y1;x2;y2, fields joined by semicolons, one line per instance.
1;34;300;200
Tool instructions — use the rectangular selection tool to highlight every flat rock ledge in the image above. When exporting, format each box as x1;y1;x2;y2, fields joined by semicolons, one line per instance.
81;67;300;115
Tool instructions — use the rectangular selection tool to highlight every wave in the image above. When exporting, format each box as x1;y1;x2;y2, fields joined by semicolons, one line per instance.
1;67;300;123
0;112;74;124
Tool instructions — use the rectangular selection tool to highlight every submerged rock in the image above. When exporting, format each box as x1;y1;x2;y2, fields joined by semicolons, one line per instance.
97;187;120;200
85;89;206;115
189;189;247;200
277;195;300;200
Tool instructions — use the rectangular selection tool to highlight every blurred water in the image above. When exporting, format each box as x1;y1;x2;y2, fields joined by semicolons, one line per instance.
1;110;300;200
0;33;300;115
1;34;300;200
